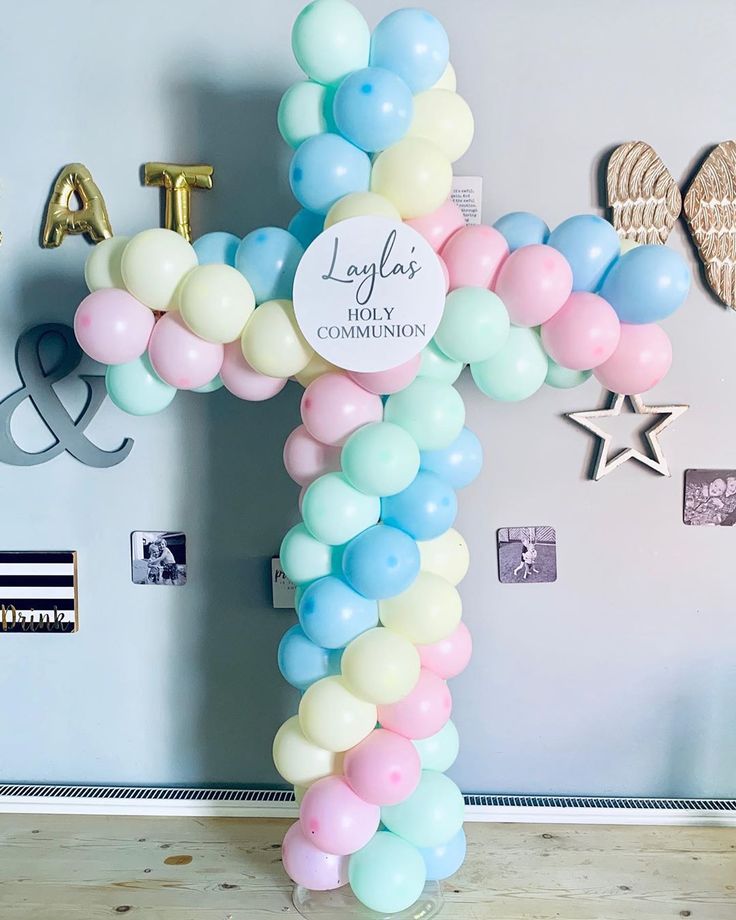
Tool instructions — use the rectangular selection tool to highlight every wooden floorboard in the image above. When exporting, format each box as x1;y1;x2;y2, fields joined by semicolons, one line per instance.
0;815;734;919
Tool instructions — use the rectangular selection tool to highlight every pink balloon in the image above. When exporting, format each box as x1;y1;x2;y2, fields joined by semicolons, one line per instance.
283;424;342;486
417;622;473;680
281;821;348;891
148;313;224;390
377;669;452;740
438;255;450;293
593;323;673;395
541;292;621;371
220;341;287;401
301;373;384;446
74;289;154;365
343;729;421;806
441;225;509;291
495;244;573;327
348;354;421;395
299;776;380;856
406;198;465;252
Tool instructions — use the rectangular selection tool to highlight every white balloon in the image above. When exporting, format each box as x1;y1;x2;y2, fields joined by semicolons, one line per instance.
418;529;470;585
178;264;255;343
84;236;130;291
121;228;197;311
272;715;339;786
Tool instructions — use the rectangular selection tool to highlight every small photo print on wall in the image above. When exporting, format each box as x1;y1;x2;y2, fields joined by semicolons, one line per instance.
497;527;557;584
684;470;736;526
131;532;187;586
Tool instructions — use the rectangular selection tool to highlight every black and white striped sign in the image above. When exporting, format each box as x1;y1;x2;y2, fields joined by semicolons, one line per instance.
0;552;78;633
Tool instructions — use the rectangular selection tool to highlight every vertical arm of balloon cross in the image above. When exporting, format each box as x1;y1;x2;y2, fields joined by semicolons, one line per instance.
143;163;214;242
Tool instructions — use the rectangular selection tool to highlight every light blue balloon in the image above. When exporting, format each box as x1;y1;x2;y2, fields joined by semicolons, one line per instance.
370;9;449;93
235;227;304;304
333;66;413;152
105;354;176;416
349;831;426;914
545;356;592;389
419;828;466;881
192;375;223;393
470;326;547;402
288;209;324;249
381;770;464;848
381;470;457;541
289;133;371;215
277;624;342;691
193;231;240;266
342;524;420;599
547;214;620;291
599;244;690;323
493;212;550;251
298;575;378;649
420;427;483;489
412;719;460;772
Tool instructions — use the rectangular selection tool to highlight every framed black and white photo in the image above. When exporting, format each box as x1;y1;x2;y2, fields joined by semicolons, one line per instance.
497;527;557;584
131;532;187;586
0;551;78;633
684;469;736;526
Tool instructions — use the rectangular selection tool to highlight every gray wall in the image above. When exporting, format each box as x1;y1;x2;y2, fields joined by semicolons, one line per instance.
1;0;735;796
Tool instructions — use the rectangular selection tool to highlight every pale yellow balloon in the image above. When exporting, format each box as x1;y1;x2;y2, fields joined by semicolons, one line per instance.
341;627;421;704
408;90;475;163
272;715;339;786
294;352;340;387
418;528;470;586
432;62;457;91
299;676;377;752
371;137;453;220
324;192;401;229
294;784;308;806
84;235;130;291
379;571;461;644
241;299;314;377
178;264;255;343
620;238;640;255
120;228;198;311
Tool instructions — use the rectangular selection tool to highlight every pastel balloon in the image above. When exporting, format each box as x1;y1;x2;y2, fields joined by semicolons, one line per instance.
288;209;325;249
342;524;420;599
341;627;421;704
417;621;472;679
120;228;197;312
379;572;461;645
547;214;620;292
599;244;690;323
412;719;460;772
284;425;341;487
541;292;621;370
325;191;401;229
545;357;593;389
348;831;426;914
493;212;549;252
178;264;255;343
84;235;129;291
195;375;225;391
435;287;510;363
341;422;420;496
344;729;421;805
290;134;371;215
272;715;339;786
193;231;240;266
384;378;465;450
432;61;457;91
300;776;380;855
147;312;224;390
406;198;465;252
219;341;287;401
241;299;313;377
417;340;463;384
302;472;381;545
74;289;154;365
419;828;467;881
292;0;370;85
420;427;483;489
299;676;377;752
280;522;334;585
381;771;464;848
105;354;176;416
348;354;420;394
370;8;449;93
281;822;348;891
235;228;304;304
441;225;509;291
371;137;453;220
278;624;342;692
333;66;413;152
408;89;474;162
494;244;573;326
301;373;384;446
593;323;672;395
378;669;452;740
278;80;328;148
470;326;547;402
294;353;341;387
418;529;470;586
298;575;378;649
381;470;457;542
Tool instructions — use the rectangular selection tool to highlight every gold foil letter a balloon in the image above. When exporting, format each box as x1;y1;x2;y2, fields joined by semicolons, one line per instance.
42;163;113;248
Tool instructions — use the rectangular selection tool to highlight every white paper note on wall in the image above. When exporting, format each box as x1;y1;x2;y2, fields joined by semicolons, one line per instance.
451;176;483;225
271;558;296;609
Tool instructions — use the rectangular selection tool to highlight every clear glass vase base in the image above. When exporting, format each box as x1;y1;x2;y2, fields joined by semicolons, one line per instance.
292;882;443;919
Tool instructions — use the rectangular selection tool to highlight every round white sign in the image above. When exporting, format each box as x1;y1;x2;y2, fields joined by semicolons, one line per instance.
292;216;446;373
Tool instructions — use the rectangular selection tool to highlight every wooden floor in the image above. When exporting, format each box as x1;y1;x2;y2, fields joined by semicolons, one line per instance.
0;815;734;919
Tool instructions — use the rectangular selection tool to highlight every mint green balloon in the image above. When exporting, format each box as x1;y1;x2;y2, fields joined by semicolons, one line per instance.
279;523;334;585
412;719;459;773
418;339;463;384
302;472;380;545
470;326;547;402
545;356;593;389
384;378;465;451
277;81;328;148
292;0;370;86
342;422;420;496
193;374;223;393
349;831;426;914
105;354;176;416
435;287;510;363
381;770;464;848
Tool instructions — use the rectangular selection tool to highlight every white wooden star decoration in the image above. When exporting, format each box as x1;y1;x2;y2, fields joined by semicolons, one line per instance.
568;392;689;481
